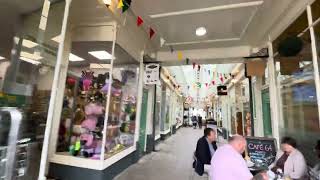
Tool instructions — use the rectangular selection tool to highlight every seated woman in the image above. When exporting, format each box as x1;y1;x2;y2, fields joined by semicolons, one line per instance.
312;140;320;179
270;136;307;179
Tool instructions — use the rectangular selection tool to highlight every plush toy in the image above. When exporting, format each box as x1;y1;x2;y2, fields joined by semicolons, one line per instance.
81;71;94;91
85;103;104;116
81;116;98;131
121;70;136;84
78;103;105;158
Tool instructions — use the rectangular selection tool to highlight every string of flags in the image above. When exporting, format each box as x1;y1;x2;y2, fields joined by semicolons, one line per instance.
106;0;168;47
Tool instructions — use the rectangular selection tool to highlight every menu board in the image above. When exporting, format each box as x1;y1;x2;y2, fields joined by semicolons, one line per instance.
246;137;277;167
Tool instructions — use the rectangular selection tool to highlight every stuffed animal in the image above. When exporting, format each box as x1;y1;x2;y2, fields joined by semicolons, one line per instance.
85;103;104;116
81;116;97;131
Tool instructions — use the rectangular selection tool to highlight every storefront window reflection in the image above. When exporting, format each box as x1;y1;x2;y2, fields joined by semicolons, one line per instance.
274;10;320;166
0;1;65;179
154;85;162;139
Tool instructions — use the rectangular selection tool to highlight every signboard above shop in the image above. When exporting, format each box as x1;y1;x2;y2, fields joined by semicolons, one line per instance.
217;85;228;96
144;63;160;85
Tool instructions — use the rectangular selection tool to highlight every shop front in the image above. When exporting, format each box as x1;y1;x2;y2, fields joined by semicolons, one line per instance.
269;0;320;168
42;0;158;179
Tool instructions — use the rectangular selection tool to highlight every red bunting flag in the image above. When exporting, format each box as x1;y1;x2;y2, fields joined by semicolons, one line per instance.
137;16;143;26
149;27;155;39
220;75;224;83
212;80;215;85
205;83;208;87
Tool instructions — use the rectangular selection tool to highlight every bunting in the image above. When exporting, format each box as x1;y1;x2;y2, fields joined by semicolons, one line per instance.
137;16;144;26
160;37;166;47
122;0;131;12
149;28;155;39
117;0;124;9
177;51;183;61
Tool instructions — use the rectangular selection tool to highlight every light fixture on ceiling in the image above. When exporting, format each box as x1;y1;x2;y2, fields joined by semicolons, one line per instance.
88;51;114;60
22;39;38;48
20;57;41;65
103;0;112;5
196;27;207;36
20;51;43;60
69;53;84;62
0;56;5;60
51;35;61;43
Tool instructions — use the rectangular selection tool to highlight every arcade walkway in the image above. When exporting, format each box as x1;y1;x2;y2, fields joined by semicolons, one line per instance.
115;128;207;180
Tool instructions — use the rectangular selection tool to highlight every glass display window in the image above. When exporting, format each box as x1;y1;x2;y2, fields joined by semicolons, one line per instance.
104;65;139;159
0;1;66;179
273;10;320;166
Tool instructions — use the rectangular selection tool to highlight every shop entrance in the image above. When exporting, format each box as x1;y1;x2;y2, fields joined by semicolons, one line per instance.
262;90;272;137
138;89;148;156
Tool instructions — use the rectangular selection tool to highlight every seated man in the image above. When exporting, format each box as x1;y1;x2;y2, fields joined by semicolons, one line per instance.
193;128;217;176
210;135;268;180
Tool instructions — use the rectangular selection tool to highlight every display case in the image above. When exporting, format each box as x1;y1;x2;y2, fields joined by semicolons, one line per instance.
49;20;141;171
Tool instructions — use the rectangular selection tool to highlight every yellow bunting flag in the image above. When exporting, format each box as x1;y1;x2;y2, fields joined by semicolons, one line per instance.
177;51;183;61
117;0;124;8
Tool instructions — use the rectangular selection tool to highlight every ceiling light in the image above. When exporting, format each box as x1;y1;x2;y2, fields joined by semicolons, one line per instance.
22;39;38;48
103;0;112;5
20;51;42;60
88;51;114;60
51;35;61;43
196;27;207;36
0;56;5;60
20;57;41;65
69;53;84;62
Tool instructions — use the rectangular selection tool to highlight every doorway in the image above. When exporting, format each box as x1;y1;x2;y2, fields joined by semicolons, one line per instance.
262;89;272;137
138;89;148;156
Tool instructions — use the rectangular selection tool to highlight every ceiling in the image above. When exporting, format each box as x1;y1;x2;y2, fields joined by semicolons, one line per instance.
131;0;298;50
69;41;138;68
69;0;112;25
167;64;237;106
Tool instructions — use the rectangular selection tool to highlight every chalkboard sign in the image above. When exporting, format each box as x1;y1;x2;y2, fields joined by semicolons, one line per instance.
246;137;277;167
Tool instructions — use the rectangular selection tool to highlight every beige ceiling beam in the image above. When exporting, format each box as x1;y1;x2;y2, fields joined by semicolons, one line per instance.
165;38;240;46
149;1;264;19
157;46;251;62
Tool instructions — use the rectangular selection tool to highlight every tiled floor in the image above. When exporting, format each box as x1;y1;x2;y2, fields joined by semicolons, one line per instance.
114;127;217;180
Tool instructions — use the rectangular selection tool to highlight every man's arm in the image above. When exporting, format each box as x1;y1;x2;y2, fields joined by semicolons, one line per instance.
196;139;209;164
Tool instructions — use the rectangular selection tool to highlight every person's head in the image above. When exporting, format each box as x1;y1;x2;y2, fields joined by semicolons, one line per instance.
280;136;297;154
204;128;216;143
229;135;247;154
315;140;320;158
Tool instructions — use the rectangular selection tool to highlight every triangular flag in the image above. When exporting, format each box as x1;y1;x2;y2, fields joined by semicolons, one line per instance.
177;51;183;60
160;37;166;47
149;28;155;39
137;16;143;26
220;75;224;83
205;83;208;87
117;0;124;9
212;80;215;85
193;63;196;69
122;0;131;12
